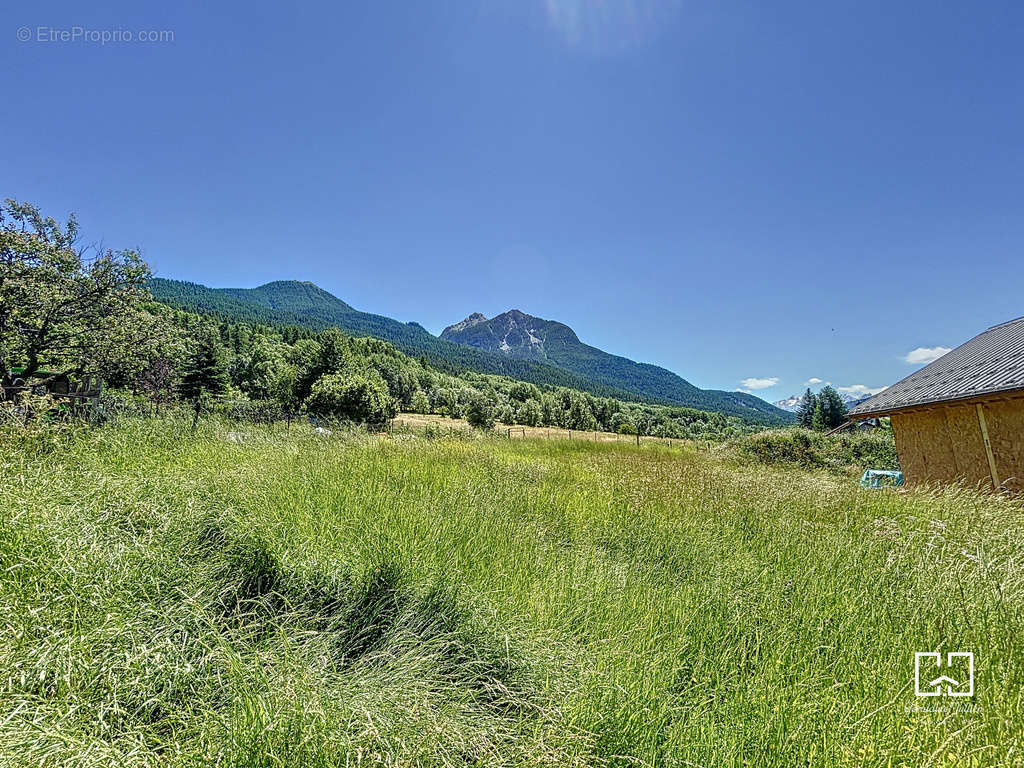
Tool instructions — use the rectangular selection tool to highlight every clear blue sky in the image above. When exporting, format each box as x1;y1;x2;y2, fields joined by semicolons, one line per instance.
5;1;1023;402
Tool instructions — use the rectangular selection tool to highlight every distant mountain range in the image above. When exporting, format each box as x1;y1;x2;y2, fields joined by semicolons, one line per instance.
773;391;871;412
148;278;794;424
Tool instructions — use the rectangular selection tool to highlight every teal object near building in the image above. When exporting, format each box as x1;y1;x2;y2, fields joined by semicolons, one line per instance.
860;469;903;489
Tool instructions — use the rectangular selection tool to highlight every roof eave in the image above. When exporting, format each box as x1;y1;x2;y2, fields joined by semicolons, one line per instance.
849;385;1024;419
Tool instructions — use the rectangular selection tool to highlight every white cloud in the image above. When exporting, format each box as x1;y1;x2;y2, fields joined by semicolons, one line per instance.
738;376;779;392
836;384;888;397
804;377;822;386
904;346;952;365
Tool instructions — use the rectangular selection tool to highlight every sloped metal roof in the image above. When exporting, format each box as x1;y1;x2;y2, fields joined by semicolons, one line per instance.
850;316;1024;417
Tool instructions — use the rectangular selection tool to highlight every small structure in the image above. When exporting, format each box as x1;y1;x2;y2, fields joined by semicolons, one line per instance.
2;368;103;421
850;317;1024;491
860;469;903;489
824;417;881;437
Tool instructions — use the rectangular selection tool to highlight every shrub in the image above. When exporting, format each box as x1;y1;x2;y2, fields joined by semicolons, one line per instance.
729;427;898;474
304;372;397;427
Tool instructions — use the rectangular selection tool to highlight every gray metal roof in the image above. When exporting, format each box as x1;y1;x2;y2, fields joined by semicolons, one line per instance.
850;316;1024;417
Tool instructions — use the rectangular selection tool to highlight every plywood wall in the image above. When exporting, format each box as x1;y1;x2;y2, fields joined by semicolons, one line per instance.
890;397;1024;491
944;403;992;485
891;410;960;486
983;399;1024;492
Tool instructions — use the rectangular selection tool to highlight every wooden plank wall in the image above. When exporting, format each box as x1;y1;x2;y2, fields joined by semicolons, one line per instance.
890;396;1024;491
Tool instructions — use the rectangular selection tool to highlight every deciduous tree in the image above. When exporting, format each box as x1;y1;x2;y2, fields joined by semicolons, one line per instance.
304;371;396;426
0;199;155;386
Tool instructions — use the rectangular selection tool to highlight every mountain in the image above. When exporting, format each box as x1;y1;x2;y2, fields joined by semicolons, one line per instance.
148;279;794;424
841;393;871;409
773;394;802;412
149;278;636;398
774;391;871;413
441;309;793;423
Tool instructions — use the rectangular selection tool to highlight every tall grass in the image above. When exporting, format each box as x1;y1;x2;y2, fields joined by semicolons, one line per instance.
729;427;900;475
1;418;1021;766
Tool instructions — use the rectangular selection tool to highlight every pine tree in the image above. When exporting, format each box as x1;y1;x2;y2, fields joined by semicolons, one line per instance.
812;399;825;431
817;385;849;430
796;388;817;428
179;332;230;402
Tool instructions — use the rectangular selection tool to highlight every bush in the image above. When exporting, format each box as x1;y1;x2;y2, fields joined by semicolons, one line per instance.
304;373;397;427
617;422;637;435
729;427;898;475
465;396;495;431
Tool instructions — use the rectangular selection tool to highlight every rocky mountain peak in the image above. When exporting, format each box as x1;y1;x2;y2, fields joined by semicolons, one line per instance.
442;312;488;336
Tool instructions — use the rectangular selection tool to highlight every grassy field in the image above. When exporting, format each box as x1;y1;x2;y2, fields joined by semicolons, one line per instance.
1;419;1021;767
391;412;687;446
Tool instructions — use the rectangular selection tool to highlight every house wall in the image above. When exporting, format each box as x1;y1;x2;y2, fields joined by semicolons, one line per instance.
889;395;1024;491
983;399;1024;490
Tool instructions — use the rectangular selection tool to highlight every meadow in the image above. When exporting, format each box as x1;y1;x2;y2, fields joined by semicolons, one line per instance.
1;419;1021;767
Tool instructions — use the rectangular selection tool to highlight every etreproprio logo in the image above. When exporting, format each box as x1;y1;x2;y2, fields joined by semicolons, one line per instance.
914;652;974;697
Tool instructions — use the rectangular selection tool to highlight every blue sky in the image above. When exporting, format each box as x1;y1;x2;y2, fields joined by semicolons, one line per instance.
5;1;1023;403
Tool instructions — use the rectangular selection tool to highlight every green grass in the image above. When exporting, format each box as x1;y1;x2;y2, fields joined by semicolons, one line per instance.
1;419;1021;766
728;427;900;475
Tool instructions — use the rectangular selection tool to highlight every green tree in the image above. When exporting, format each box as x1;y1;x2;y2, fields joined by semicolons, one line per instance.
516;398;543;427
508;381;541;403
539;393;561;426
465;395;496;430
234;335;286;400
270;362;300;416
0;199;156;385
179;332;230;402
295;328;350;402
796;388;817;429
811;400;825;431
562;390;598;431
817;385;848;430
304;372;396;426
410;389;430;414
495;402;515;424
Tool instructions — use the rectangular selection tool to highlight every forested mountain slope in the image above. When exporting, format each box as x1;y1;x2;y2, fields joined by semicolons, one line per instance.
149;278;793;424
441;309;787;422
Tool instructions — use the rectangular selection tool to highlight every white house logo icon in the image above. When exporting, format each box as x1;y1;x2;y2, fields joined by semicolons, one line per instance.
915;652;974;697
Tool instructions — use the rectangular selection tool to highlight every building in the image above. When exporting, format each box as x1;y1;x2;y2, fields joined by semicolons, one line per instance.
850;317;1024;491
